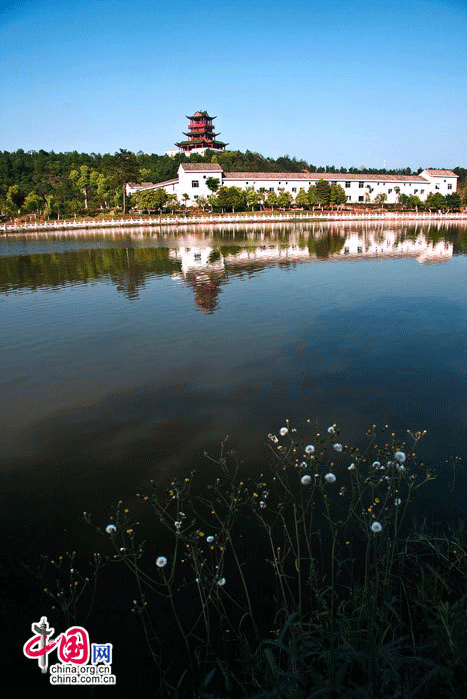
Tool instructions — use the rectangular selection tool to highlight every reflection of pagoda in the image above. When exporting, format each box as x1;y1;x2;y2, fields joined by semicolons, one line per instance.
175;111;228;155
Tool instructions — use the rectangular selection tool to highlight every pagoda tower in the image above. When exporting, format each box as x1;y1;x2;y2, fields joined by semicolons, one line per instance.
175;111;228;154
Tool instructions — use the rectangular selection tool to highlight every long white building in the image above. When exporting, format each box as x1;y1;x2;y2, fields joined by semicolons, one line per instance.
127;163;458;206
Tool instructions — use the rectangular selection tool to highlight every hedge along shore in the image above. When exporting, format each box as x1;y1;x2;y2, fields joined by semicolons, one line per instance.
2;209;467;234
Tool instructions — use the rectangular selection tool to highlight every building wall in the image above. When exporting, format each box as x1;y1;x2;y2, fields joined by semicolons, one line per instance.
129;166;457;206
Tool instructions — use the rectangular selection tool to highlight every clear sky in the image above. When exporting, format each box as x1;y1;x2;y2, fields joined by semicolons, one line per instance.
1;0;466;169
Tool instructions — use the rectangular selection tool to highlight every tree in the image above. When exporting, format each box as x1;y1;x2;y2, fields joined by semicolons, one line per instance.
206;177;220;193
166;193;178;213
266;190;278;210
445;193;461;210
373;192;388;208
315;179;331;206
6;184;25;214
307;185;317;207
112;149;138;214
245;187;259;211
330;184;347;207
23;191;43;215
295;188;309;208
277;189;292;209
138;188;168;212
425;192;447;210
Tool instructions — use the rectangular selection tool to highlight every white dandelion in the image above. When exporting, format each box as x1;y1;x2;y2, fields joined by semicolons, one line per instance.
217;577;226;586
280;427;288;436
305;444;315;454
105;524;117;535
394;498;402;507
333;443;343;453
370;522;382;533
327;426;336;434
372;461;381;469
348;463;356;471
206;536;214;543
301;475;312;485
156;556;168;568
394;451;406;463
324;473;336;483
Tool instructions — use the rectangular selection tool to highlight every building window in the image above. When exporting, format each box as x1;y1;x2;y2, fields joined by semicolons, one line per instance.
345;182;351;188
347;196;351;202
194;195;199;199
292;187;297;192
448;184;452;190
388;189;392;193
357;247;362;253
192;180;199;188
359;182;364;188
358;196;364;202
421;189;424;193
269;187;274;192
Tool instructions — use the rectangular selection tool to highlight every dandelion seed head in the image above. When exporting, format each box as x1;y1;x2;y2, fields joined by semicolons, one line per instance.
394;498;402;506
305;444;315;454
156;556;167;568
105;524;116;535
301;475;312;485
217;577;226;586
370;522;383;533
327;426;336;434
333;443;343;453
206;536;214;543
348;463;356;471
259;501;266;508
372;461;381;469
324;473;336;483
280;427;288;436
394;451;406;463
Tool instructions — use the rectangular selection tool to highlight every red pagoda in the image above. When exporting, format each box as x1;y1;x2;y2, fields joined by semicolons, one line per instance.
175;111;228;154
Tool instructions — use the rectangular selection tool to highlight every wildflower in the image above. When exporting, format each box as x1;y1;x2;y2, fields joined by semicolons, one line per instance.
394;451;406;463
217;577;226;586
372;461;381;469
174;521;182;529
370;522;382;533
300;461;307;468
327;426;336;435
396;463;406;472
105;524;116;535
280;427;288;436
333;443;343;453
156;556;167;568
394;498;402;506
305;444;315;454
301;475;312;485
206;536;214;543
259;501;266;508
339;487;346;496
348;463;356;471
268;434;279;443
324;473;336;483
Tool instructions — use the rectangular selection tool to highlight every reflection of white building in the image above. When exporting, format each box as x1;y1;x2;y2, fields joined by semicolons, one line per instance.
168;229;454;278
128;164;458;206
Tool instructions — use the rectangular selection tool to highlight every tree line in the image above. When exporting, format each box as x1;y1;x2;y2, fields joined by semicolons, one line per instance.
1;148;465;219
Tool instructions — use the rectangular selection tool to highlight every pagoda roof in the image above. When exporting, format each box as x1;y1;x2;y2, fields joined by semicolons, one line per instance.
175;139;227;148
183;132;220;138
186;111;216;119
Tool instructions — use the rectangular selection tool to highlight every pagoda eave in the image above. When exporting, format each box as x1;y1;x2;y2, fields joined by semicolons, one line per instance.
186;114;216;120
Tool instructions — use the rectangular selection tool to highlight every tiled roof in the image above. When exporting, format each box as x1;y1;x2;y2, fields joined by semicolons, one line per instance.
223;171;428;183
130;179;178;190
423;169;458;177
180;163;223;171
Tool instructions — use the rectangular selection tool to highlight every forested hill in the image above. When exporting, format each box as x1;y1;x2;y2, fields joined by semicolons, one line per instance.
1;148;465;217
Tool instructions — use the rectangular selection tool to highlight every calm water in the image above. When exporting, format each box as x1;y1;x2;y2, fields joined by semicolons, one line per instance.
2;220;467;690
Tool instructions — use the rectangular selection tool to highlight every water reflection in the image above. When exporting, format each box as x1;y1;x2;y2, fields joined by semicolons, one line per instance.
0;222;464;313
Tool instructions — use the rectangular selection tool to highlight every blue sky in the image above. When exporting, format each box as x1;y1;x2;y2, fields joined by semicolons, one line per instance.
1;0;466;168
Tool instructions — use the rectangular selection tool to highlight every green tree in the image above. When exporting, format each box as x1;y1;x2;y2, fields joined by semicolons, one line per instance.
330;184;347;206
266;190;278;210
374;192;388;208
295;188;309;208
277;189;292;209
307;185;317;207
6;184;25;214
315;179;331;206
138;188;168;212
445;193;461;210
23;191;43;214
245;187;259;211
205;177;220;193
425;192;447;210
112;149;139;214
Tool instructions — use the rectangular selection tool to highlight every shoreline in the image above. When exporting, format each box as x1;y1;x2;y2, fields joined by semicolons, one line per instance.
2;209;467;235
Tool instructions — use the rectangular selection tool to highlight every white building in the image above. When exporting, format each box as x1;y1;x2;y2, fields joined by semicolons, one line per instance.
127;164;458;206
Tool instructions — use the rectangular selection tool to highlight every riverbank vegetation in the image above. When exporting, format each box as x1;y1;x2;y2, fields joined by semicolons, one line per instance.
37;422;467;698
1;149;466;220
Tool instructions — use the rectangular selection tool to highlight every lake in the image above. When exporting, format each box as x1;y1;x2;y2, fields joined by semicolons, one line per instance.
2;220;467;691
